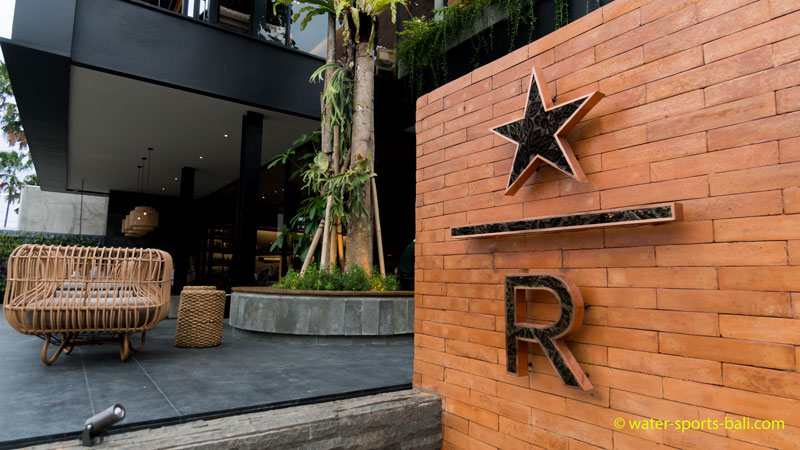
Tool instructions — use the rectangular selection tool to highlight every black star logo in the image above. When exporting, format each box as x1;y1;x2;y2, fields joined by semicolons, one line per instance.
492;66;604;196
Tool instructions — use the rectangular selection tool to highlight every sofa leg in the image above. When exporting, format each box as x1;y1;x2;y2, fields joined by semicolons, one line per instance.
130;332;147;352
120;333;131;362
41;334;69;365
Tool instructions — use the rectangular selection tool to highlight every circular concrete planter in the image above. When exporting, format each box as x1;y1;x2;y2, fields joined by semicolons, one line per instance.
229;287;415;345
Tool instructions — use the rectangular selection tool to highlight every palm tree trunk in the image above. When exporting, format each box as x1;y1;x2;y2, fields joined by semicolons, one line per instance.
4;198;11;228
344;39;375;271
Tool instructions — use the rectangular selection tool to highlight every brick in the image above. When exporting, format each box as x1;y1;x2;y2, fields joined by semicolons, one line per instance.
469;422;527;450
417;176;444;195
571;127;646;160
720;314;800;344
611;390;703;421
416;333;445;352
416;94;428;110
659;333;796;369
561;164;650;196
556;48;644;95
715;214;800;241
423;295;469;312
726;416;800;450
469;390;529;424
497;382;566;416
499;416;570;450
656;242;787;266
444;254;492;269
607;307;719;335
443;411;469;435
602;132;706;170
704;10;800;63
446;399;499;430
774;34;800;65
423;241;469;256
680;190;783;220
710;161;800;196
444;135;495;161
467;204;525;225
530;408;613;449
444;106;493;135
791;241;800;265
601;176;708;209
567;325;658;352
416;255;443;269
422;129;468;155
444;192;495;214
415;281;447;296
581;364;663;397
613;433;661;450
468;328;504;348
648;92;776;142
609;267;717;289
494;251;562;269
602;0;649;22
447;283;497;300
565;399;659;442
641;0;700;23
584;87;647;121
443;78;492;109
705;60;800;108
417;98;443;121
543;48;595;82
643;0;770;62
472;45;531;84
417;203;443;219
650;46;774;103
417;229;445;244
708;111;800;151
527;229;603;251
724;363;800;400
778;85;800;114
468;143;515;168
418;323;471;346
772;0;800;16
428;72;472;103
445;368;497;396
787;188;800;213
555;10;640;61
608;348;721;384
443;426;495;450
580;287;657;308
604;221;714;247
651;142;779;181
422;155;468;180
529;372;609;407
664;378;800;427
697;0;760;21
468;176;506;196
523;192;601;217
658;288;791;317
600;47;704;95
564;247;655;268
417;123;443;145
600;90;705;134
416;359;445;380
664;427;771;450
596;6;697;62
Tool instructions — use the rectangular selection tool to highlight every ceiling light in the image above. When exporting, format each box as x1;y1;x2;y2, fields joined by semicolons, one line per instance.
161;187;166;191
223;134;229;138
174;177;178;181
199;156;204;160
261;196;265;199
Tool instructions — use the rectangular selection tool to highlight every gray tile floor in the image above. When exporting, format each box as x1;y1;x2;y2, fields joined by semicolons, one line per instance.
0;316;413;445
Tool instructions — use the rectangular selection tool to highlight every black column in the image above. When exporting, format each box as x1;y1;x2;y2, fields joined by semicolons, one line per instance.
232;111;263;286
174;166;195;293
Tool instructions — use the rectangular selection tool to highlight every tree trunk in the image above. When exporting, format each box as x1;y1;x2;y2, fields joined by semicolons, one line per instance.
320;13;336;159
345;40;375;271
4;198;10;228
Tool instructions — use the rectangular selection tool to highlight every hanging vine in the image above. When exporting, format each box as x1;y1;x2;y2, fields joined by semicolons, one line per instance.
397;0;539;99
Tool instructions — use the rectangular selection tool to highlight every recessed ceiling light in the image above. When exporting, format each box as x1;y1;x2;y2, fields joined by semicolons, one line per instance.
261;196;265;199
199;156;204;160
174;177;179;181
161;187;166;191
223;134;229;138
273;190;277;193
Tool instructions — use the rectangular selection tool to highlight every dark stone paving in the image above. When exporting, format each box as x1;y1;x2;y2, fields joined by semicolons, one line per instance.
0;316;413;444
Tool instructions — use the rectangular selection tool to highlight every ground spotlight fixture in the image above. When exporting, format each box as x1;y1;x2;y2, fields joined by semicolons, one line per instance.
80;404;126;446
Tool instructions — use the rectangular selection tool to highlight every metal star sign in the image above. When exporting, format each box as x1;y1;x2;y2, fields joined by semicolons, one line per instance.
493;66;604;196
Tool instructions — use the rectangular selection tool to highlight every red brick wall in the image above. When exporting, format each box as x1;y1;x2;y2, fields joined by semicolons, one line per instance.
413;0;800;448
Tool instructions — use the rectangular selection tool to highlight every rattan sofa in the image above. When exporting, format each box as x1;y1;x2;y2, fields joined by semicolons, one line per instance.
3;244;173;364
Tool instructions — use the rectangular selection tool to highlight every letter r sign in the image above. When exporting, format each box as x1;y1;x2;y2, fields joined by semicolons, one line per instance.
505;274;593;391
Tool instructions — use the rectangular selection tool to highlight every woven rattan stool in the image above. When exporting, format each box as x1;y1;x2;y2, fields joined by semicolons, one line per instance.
174;287;225;348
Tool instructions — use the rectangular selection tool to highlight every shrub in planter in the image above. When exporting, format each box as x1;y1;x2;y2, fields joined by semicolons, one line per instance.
276;263;400;292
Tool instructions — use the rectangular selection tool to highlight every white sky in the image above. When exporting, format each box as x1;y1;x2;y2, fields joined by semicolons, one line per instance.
1;0;25;229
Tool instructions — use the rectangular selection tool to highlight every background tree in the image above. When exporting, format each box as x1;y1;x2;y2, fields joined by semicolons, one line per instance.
0;151;34;227
0;63;26;150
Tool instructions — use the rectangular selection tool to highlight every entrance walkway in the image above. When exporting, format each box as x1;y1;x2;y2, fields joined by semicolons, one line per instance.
0;316;413;446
